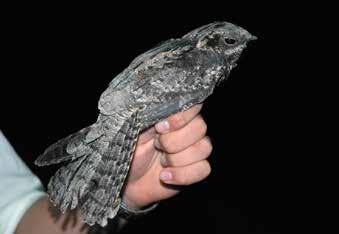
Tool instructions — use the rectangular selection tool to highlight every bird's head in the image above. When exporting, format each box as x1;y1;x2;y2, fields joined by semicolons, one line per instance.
183;21;257;69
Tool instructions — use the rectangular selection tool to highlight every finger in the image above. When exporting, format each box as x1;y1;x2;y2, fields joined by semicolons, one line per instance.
155;104;203;134
129;139;157;181
137;127;156;145
159;160;211;185
160;137;212;167
154;115;207;154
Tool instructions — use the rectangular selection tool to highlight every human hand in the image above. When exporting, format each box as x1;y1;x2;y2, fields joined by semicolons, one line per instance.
122;104;212;209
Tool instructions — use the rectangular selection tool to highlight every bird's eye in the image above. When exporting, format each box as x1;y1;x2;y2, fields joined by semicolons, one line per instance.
224;37;236;45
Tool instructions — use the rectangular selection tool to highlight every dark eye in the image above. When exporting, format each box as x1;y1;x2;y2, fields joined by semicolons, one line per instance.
224;37;236;45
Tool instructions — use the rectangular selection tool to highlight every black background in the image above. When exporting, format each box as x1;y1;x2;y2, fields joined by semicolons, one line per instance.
1;2;320;233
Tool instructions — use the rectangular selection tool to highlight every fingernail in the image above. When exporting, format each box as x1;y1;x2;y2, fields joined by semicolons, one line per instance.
155;120;170;133
160;171;172;181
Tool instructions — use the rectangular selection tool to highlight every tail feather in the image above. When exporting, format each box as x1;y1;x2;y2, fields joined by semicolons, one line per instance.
35;123;103;166
80;108;142;226
43;107;143;227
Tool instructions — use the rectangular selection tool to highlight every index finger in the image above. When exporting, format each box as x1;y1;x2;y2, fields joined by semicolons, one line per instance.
155;103;203;134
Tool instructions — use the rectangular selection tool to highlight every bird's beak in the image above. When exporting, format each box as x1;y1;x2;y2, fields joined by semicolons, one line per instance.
244;33;257;43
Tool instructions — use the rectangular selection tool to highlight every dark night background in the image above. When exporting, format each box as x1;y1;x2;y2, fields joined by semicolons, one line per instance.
1;2;323;234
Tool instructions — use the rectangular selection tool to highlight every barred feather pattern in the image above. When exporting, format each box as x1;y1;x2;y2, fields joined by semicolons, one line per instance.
36;21;256;227
47;109;142;226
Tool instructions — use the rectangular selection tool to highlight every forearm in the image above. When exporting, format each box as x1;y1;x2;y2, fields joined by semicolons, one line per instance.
15;196;130;234
15;196;89;234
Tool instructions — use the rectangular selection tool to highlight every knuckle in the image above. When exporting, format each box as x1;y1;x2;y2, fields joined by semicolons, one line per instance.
169;112;186;130
159;135;177;153
203;161;212;177
177;169;190;185
198;160;212;180
203;138;213;155
175;161;211;185
196;115;207;135
171;168;190;185
195;137;213;156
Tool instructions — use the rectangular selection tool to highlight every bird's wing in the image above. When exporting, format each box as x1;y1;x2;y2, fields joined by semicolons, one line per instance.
108;39;193;90
138;48;226;128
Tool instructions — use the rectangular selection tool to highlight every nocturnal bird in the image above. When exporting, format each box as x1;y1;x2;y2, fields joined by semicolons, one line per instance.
35;21;256;226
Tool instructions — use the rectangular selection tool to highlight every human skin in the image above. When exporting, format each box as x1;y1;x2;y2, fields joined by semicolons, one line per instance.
15;104;212;234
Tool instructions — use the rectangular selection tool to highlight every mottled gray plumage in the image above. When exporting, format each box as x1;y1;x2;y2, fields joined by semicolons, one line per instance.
35;21;256;226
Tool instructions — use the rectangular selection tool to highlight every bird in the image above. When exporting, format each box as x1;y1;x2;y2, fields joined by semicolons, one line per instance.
35;21;256;227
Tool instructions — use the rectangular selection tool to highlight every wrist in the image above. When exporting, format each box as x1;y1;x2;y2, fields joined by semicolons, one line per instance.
118;199;159;221
122;195;149;210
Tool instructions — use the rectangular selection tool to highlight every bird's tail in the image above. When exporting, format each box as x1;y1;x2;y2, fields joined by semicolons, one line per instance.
35;108;143;226
35;122;103;167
